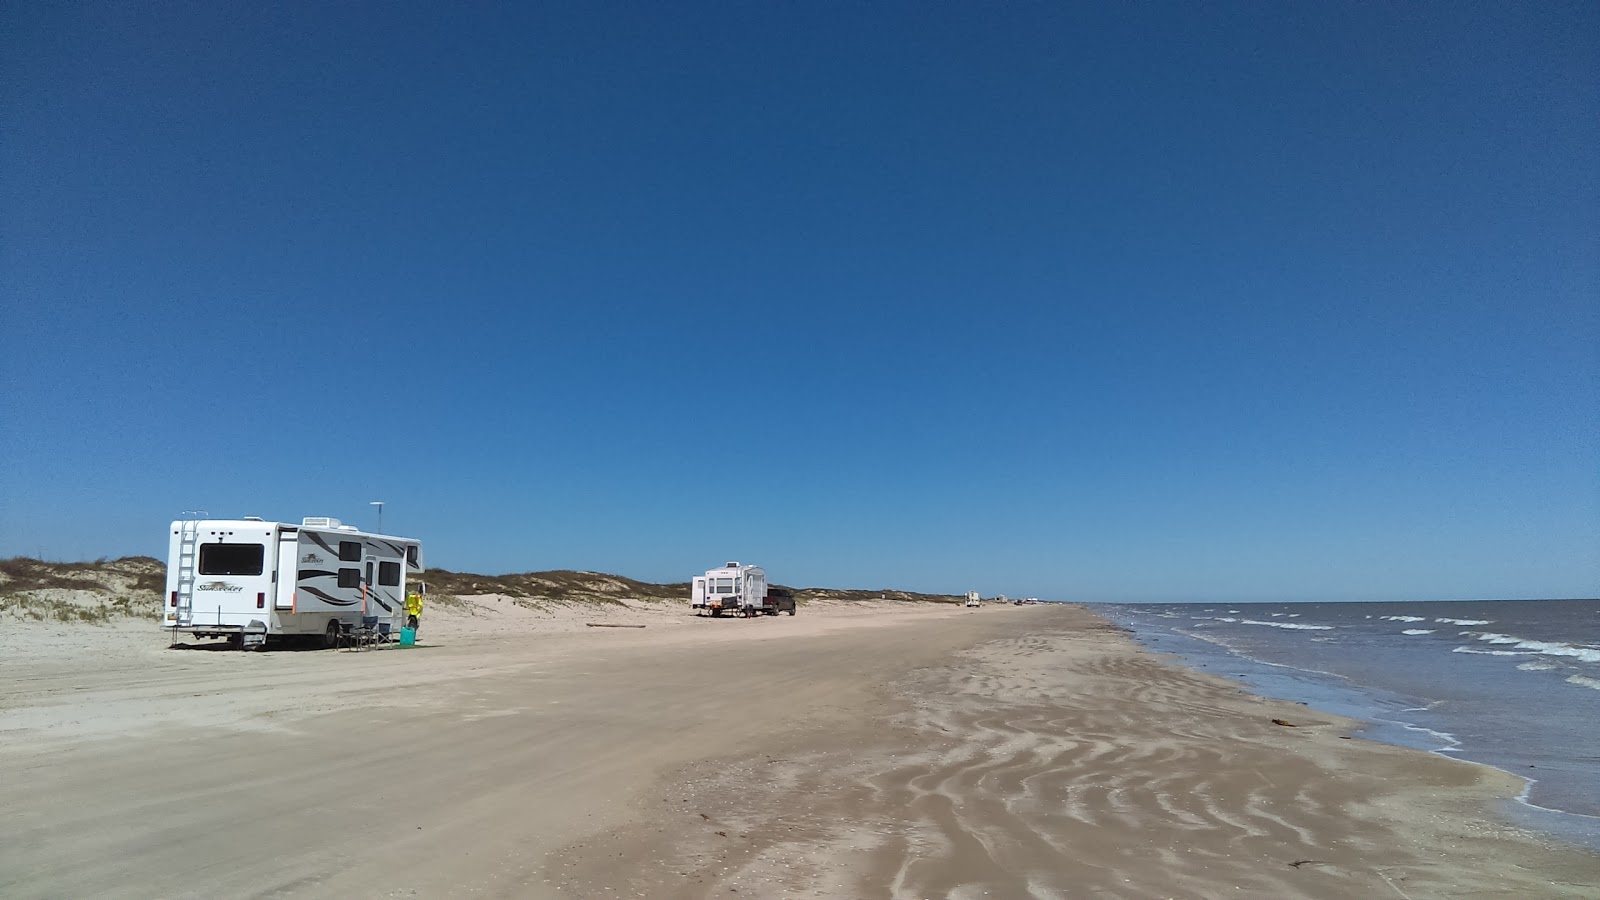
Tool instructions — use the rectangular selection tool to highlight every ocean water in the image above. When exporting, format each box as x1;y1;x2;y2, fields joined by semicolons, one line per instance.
1091;599;1600;849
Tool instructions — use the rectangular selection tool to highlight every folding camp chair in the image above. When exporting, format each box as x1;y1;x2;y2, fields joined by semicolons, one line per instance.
356;616;379;650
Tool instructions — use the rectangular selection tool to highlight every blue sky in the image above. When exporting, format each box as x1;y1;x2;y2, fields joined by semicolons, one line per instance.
3;2;1595;602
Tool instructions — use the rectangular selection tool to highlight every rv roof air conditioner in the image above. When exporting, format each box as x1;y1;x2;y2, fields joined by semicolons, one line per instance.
243;516;264;521
302;517;340;528
726;561;740;568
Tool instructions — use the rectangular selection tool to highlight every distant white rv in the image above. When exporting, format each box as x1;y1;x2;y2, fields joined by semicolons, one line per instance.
164;517;423;648
691;561;767;617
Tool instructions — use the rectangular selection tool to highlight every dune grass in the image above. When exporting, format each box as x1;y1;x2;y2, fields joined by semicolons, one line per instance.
0;556;964;623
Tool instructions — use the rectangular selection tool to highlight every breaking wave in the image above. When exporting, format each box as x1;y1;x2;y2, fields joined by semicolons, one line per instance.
1238;618;1333;631
1381;615;1427;623
1467;633;1600;664
1452;647;1532;657
1402;629;1435;635
1567;675;1600;692
1435;618;1491;626
1210;616;1334;631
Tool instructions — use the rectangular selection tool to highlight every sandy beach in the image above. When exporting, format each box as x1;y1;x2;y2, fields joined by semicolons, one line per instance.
1;601;1595;898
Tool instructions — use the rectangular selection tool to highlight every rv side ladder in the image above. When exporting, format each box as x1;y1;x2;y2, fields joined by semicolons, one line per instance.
174;520;199;627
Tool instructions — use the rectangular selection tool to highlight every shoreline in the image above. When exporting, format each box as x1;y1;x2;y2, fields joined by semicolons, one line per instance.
1;602;1596;897
1098;602;1600;851
557;604;1599;897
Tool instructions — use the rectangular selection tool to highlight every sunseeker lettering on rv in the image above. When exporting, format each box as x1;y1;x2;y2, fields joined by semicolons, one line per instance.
300;552;325;564
197;581;245;592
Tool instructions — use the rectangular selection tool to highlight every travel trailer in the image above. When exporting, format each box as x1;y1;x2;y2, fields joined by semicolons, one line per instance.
164;517;423;648
691;561;767;617
965;591;981;608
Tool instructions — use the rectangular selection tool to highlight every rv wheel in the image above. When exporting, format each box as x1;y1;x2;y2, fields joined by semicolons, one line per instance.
786;609;795;616
324;620;340;649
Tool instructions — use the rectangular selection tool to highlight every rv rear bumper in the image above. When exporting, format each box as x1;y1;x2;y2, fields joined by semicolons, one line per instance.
168;621;269;638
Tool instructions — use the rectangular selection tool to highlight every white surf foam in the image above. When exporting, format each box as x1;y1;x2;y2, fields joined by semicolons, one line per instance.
1381;615;1427;623
1402;629;1434;635
1452;647;1532;656
1467;632;1600;664
1567;674;1600;692
1239;618;1333;631
1397;722;1461;753
1435;617;1491;626
1518;661;1558;672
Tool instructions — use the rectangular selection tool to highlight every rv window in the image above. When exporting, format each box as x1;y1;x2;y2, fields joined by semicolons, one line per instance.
379;561;401;586
337;568;361;588
198;543;264;576
339;541;362;562
406;545;419;567
715;578;734;594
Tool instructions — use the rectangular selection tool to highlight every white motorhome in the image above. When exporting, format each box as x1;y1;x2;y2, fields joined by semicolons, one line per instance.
691;561;767;617
965;591;981;608
164;517;423;648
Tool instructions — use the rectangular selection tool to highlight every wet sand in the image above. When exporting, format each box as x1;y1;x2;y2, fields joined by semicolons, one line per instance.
1;603;1595;898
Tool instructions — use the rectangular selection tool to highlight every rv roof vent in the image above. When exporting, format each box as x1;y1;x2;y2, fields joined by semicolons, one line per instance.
302;517;340;528
336;525;360;532
242;516;264;521
725;561;740;568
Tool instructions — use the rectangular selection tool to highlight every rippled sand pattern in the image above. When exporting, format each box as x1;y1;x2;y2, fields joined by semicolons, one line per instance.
573;612;1597;899
862;634;1385;897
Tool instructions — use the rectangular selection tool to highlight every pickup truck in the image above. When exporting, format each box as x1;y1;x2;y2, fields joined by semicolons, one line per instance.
764;587;797;616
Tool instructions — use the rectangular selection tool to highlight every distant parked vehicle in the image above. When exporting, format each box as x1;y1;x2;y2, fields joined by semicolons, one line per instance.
691;561;768;618
965;591;981;609
765;586;797;616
